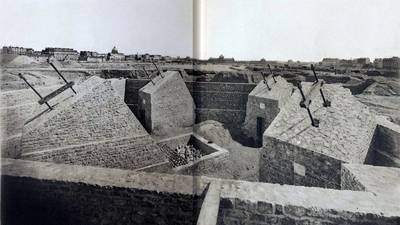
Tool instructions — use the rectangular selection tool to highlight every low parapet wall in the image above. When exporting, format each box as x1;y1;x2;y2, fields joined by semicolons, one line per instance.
341;163;400;197
1;159;206;225
217;180;399;225
2;159;400;225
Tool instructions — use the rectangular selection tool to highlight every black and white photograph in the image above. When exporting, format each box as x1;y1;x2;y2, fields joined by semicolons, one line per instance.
1;0;400;224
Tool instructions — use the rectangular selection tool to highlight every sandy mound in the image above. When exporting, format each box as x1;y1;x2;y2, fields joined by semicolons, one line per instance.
63;60;82;68
193;120;233;147
8;56;38;66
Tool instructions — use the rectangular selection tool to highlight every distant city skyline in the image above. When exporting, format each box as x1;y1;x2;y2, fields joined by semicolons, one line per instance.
2;45;399;63
1;0;399;61
0;0;193;58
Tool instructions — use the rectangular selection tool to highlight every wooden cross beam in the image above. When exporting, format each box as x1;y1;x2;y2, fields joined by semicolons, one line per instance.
18;61;77;110
18;73;53;110
48;61;77;94
38;81;75;105
18;73;76;110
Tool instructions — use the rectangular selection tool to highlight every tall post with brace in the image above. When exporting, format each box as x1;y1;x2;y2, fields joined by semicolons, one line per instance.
143;67;155;84
18;73;53;110
261;64;277;91
267;64;277;83
151;59;163;78
297;64;332;127
48;60;77;94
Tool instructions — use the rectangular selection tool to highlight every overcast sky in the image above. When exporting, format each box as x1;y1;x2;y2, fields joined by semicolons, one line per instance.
205;0;400;61
0;0;193;57
1;0;399;61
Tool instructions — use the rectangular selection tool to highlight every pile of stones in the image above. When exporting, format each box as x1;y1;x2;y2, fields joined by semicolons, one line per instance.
158;144;203;168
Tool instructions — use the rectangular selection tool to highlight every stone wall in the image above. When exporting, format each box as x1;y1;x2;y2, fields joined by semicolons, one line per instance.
341;163;400;197
125;80;256;126
368;116;400;167
262;83;377;188
217;179;400;225
19;77;166;170
340;164;366;191
261;137;343;189
21;135;164;170
2;159;206;225
109;78;126;98
0;86;62;157
124;79;149;116
156;133;192;150
3;159;400;225
243;77;293;146
186;81;256;125
138;71;195;135
195;108;247;125
173;135;230;177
